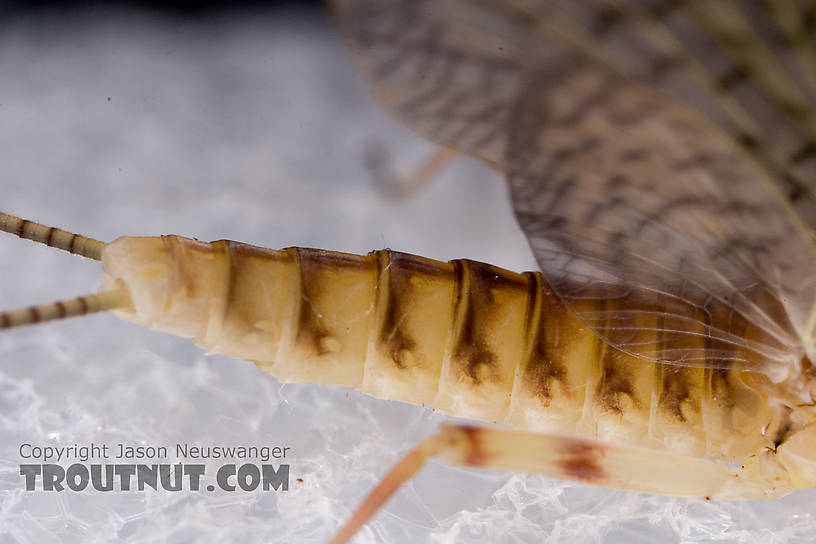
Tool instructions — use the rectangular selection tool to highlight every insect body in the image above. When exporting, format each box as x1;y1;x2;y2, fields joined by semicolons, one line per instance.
121;233;816;501
100;231;802;464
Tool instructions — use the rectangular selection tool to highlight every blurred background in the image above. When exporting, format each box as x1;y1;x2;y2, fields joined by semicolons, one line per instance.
0;2;812;543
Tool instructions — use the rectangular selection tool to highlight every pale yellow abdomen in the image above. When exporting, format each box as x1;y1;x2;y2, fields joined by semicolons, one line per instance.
102;235;777;462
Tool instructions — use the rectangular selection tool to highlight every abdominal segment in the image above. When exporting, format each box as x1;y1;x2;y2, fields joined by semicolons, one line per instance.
156;236;771;461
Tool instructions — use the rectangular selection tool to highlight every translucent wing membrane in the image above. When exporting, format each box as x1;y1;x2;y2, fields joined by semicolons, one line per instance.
335;0;816;374
334;0;531;164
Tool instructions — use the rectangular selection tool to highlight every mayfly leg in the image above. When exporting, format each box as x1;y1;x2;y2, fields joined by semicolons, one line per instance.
330;423;762;544
0;212;130;328
363;144;458;198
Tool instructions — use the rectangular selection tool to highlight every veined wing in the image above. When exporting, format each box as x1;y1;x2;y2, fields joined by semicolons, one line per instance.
334;0;816;376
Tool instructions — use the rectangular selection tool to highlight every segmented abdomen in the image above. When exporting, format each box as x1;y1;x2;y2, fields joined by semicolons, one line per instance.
158;237;770;461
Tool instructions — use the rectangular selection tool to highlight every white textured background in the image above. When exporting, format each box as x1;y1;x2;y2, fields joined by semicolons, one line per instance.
0;5;814;543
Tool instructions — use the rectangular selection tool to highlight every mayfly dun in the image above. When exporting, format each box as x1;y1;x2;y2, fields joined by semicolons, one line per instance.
3;0;816;542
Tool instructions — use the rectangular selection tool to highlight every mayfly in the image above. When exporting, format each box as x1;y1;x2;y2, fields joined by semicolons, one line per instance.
3;0;816;542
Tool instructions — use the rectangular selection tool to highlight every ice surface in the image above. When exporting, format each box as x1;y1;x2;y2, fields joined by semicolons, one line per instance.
0;5;814;544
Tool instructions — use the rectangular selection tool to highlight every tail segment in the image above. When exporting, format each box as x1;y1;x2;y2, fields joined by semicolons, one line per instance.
0;289;129;330
0;211;106;260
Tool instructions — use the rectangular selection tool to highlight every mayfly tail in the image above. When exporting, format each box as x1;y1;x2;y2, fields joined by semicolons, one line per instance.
0;212;128;329
0;211;106;260
0;289;130;330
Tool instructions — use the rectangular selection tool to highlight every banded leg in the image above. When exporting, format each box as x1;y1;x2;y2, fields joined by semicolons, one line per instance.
330;423;773;544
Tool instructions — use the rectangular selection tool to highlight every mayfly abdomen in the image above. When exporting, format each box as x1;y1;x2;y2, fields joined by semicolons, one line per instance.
101;235;772;461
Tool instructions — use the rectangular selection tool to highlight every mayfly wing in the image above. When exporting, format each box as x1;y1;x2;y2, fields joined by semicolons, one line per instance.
334;0;816;375
531;0;816;228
